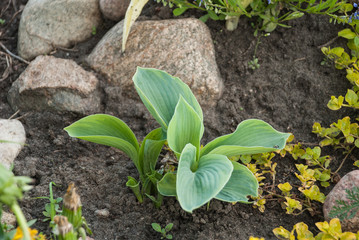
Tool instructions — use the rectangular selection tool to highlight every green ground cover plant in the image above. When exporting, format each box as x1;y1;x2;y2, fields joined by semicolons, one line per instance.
121;0;345;52
65;67;290;213
273;218;359;239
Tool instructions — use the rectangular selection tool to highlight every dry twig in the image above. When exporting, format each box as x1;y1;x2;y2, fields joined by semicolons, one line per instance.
0;41;29;64
0;51;13;81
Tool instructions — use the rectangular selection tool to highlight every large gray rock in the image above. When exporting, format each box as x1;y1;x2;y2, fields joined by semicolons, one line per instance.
0;119;26;169
323;170;359;232
18;0;102;60
100;0;130;21
8;56;102;114
87;18;223;112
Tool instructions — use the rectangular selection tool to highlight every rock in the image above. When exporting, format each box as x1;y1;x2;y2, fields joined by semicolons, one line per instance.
87;18;223;114
0;119;26;170
21;157;38;177
18;0;102;60
95;208;110;218
8;56;102;114
1;211;17;226
323;170;359;232
100;0;130;21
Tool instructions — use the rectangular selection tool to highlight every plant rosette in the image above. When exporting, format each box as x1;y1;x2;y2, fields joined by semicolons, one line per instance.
65;67;290;212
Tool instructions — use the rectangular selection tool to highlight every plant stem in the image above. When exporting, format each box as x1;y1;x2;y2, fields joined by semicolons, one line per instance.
49;182;56;221
334;146;355;174
11;203;31;240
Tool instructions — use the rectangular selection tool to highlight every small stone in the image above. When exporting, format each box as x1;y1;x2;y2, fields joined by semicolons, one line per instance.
21;157;38;177
87;18;223;116
8;56;102;114
0;119;26;169
18;0;102;60
323;170;359;232
1;211;17;226
95;208;110;218
100;0;130;21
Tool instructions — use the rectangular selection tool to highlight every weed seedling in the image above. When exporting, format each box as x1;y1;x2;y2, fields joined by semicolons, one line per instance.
151;223;173;239
329;186;359;221
36;182;62;225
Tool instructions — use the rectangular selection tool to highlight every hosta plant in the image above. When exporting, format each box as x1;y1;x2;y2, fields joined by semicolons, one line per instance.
64;67;290;212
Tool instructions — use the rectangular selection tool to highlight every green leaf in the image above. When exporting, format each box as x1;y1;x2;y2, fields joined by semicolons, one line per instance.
151;223;162;233
122;0;149;52
133;67;203;131
327;96;344;110
345;89;358;106
199;14;210;23
355;139;359;148
64;114;140;168
354;36;359;48
167;97;204;156
126;176;143;203
139;128;165;176
173;7;188;16
208;10;219;20
281;11;304;21
157;172;177;196
215;161;258;202
177;144;233;212
200;119;290;158
165;223;173;232
338;28;356;39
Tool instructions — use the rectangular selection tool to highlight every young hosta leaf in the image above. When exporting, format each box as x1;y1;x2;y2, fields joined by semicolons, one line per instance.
64;114;139;166
167;97;204;156
215;161;258;202
133;68;203;131
177;144;233;213
122;0;149;52
200;119;290;158
126;176;143;203
157;172;177;197
139;128;165;176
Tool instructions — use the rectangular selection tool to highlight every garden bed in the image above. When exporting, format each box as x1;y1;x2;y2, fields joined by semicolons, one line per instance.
0;0;358;239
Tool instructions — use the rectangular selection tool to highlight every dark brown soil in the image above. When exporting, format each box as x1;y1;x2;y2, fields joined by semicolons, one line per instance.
1;0;358;239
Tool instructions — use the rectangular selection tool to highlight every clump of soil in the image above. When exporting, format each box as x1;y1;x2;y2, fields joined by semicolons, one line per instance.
0;0;357;239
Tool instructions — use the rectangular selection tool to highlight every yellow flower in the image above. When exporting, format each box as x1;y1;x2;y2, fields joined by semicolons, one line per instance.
12;227;39;240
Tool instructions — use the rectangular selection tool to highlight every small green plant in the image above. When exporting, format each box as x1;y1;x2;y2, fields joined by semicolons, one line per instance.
151;223;173;239
273;218;359;239
329;186;359;221
65;67;290;212
248;57;260;70
36;182;63;224
91;26;97;35
0;19;5;25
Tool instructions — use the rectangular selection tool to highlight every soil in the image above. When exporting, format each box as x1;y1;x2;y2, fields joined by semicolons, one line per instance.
1;0;358;239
